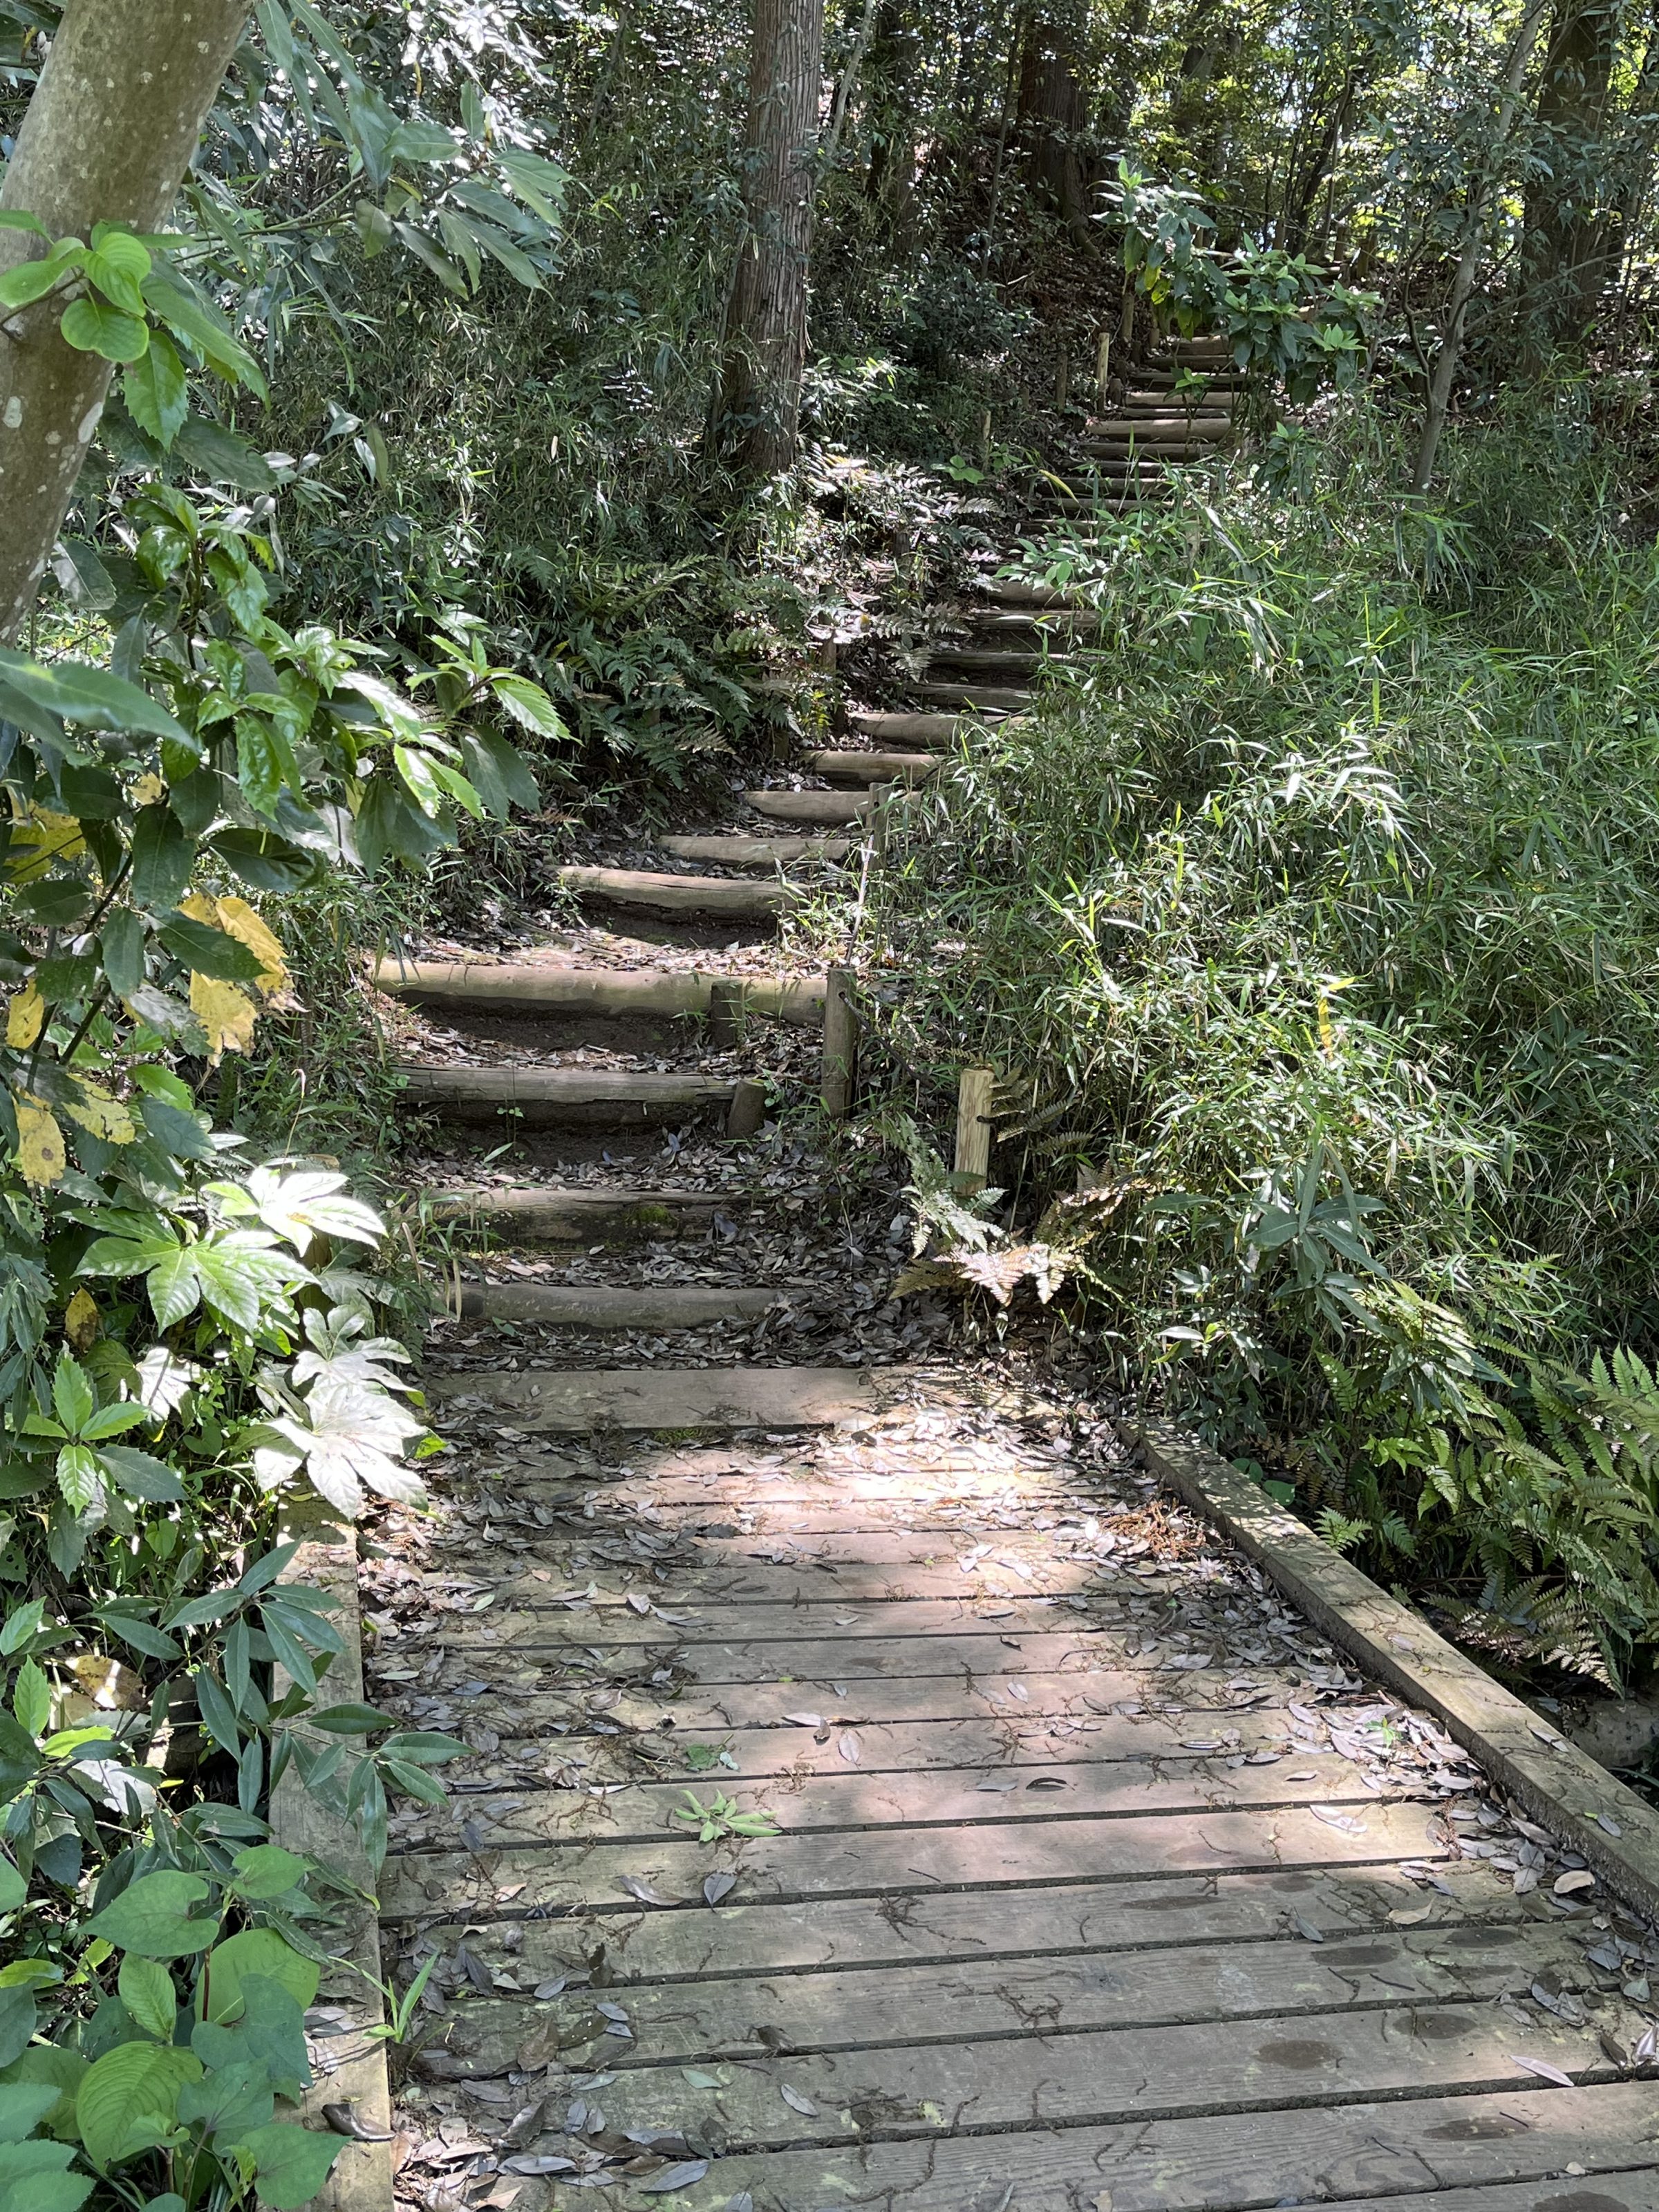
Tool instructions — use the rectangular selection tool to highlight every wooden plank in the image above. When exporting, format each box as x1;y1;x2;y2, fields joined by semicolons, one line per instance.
559;864;788;917
397;1064;735;1127
453;1590;1120;1641
423;1364;915;1429
803;748;939;783
400;1920;1600;2076
452;1282;782;1328
379;1796;1449;1917
373;959;825;1024
954;1063;996;1190
500;2083;1659;2212
401;1747;1387;1850
420;1185;727;1242
408;1993;1622;2149
659;833;852;865
1134;1416;1659;1923
846;711;962;744
485;1554;1110;1602
417;1625;1150;1683
913;683;1033;709
395;1858;1527;1978
747;788;871;825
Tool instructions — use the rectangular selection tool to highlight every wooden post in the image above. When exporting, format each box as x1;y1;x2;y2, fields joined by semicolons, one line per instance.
727;1078;767;1137
821;968;859;1116
1096;328;1112;406
1056;345;1070;409
954;1064;996;1192
708;979;744;1051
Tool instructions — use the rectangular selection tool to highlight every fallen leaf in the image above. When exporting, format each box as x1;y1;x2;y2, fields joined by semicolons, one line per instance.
1554;1870;1596;1897
618;1875;675;1906
627;1592;653;1615
780;2084;818;2115
838;1732;861;1765
640;2162;712;2193
1291;1912;1324;1943
1006;1683;1029;1703
1509;2054;1575;2088
1389;1905;1434;1927
784;1712;824;1728
977;1778;1019;1793
704;1871;736;1906
1595;1813;1622;1837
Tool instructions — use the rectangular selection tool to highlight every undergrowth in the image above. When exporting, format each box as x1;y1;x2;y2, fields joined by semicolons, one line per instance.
875;388;1659;1687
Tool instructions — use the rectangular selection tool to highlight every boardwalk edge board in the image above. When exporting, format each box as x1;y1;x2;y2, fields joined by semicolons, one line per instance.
272;1507;395;2212
1125;1411;1659;1921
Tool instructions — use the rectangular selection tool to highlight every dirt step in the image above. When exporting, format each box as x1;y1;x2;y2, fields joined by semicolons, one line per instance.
845;710;962;745
422;1185;734;1242
974;579;1090;610
423;1362;921;1430
912;682;1032;711
451;1281;782;1327
397;1064;738;1127
964;607;1098;635
559;865;789;919
659;834;851;866
746;789;872;826
802;749;937;785
376;961;825;1025
925;646;1042;676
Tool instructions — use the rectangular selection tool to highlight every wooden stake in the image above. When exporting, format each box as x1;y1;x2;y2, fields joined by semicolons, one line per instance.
821;968;859;1116
1096;328;1112;406
954;1064;996;1192
727;1078;767;1138
707;979;744;1051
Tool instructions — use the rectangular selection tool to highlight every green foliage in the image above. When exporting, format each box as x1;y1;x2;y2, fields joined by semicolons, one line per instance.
877;398;1659;1680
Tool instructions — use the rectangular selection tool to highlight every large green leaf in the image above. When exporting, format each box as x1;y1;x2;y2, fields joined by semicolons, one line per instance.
156;915;265;983
201;1930;319;2024
129;807;195;910
0;2082;59;2142
224;2120;340;2210
0;2046;87;2143
0;2139;91;2212
122;332;188;449
115;1955;175;2043
0;1993;34;2073
0;651;184;741
84;1870;217;1958
59;297;148;363
75;2041;200;2168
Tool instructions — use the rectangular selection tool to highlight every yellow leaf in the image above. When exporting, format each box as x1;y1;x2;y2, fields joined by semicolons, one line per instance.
14;1095;65;1185
64;1288;100;1352
190;974;257;1063
5;808;84;883
63;1080;135;1145
4;983;44;1049
131;772;166;805
181;892;286;998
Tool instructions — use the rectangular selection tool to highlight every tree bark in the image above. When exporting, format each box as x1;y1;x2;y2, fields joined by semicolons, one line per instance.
718;0;827;478
1523;0;1620;346
1017;10;1098;256
0;0;250;643
1412;0;1551;496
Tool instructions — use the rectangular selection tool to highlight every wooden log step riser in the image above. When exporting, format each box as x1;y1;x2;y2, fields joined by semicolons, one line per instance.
746;789;873;826
387;1926;1595;2077
912;686;1033;710
845;711;962;746
451;1284;782;1328
559;865;788;919
973;580;1091;609
423;1364;917;1430
659;834;852;866
442;2087;1659;2212
1086;420;1233;441
422;1188;729;1244
802;749;939;784
398;1067;736;1130
382;1797;1447;1918
377;962;825;1026
922;650;1042;675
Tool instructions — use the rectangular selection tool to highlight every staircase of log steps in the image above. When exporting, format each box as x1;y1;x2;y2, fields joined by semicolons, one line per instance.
377;334;1237;1338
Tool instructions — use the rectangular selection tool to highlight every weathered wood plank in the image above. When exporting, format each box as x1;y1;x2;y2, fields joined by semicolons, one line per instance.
559;865;790;917
381;1795;1447;1917
403;1857;1526;1980
513;2082;1659;2212
409;1918;1600;2076
418;1591;1123;1642
417;1994;1621;2150
397;1064;736;1127
423;1365;915;1429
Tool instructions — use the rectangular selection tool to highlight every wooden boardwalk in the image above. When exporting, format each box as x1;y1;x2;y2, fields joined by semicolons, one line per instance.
368;344;1659;2212
367;1385;1659;2212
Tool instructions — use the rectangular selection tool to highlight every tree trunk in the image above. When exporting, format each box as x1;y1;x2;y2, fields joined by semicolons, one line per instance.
1413;0;1551;496
1523;0;1620;347
0;0;250;644
1018;10;1098;256
718;0;827;478
864;4;919;236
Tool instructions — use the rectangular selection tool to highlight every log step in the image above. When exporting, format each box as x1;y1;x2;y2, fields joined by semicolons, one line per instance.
451;1281;782;1328
912;683;1032;711
422;1362;917;1430
747;789;872;826
659;834;850;866
925;646;1041;675
559;865;787;919
376;961;825;1026
803;749;937;785
398;1064;738;1127
1085;415;1232;441
423;1185;729;1242
846;711;962;745
974;579;1089;610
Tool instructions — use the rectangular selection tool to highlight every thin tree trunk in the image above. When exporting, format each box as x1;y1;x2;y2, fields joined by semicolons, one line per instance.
0;0;250;643
718;0;827;478
1523;0;1619;347
1412;0;1551;496
823;0;879;171
1017;10;1099;256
